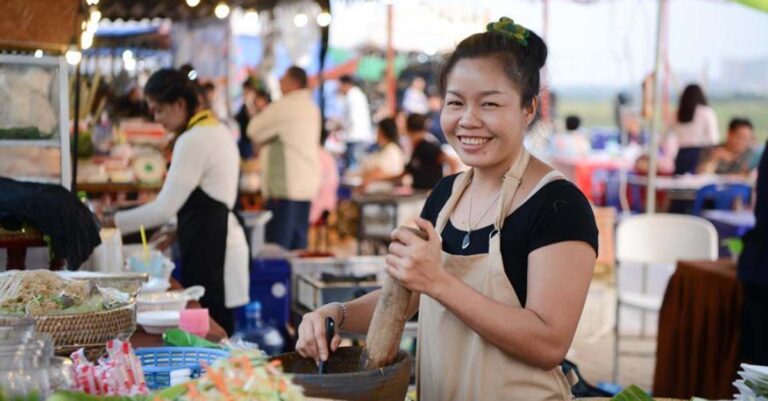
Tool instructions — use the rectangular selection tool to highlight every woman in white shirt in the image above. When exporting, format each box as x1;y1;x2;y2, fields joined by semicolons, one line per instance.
360;118;406;192
672;84;719;175
105;69;248;334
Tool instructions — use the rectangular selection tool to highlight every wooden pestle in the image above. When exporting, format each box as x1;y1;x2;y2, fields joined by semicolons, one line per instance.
360;226;427;370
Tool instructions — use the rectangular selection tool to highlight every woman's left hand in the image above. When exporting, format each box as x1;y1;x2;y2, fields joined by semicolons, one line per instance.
385;217;448;296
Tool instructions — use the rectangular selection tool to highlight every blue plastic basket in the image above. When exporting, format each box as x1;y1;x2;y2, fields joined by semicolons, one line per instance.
135;347;230;389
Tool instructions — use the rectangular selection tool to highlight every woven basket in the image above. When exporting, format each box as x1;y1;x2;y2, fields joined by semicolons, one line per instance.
29;304;137;356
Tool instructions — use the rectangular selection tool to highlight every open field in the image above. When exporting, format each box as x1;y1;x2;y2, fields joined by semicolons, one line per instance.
558;97;768;142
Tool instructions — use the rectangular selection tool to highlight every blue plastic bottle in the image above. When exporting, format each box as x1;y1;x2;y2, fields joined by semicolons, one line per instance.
238;301;285;356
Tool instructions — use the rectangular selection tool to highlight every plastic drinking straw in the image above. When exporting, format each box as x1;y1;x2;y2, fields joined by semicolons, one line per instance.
139;224;149;263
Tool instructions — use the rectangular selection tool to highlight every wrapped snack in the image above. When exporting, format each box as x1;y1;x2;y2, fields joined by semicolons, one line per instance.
70;339;148;396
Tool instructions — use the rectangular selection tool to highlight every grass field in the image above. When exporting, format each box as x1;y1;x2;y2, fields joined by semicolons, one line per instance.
558;97;768;142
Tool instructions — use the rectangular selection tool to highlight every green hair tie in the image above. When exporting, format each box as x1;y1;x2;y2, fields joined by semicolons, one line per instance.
486;17;530;46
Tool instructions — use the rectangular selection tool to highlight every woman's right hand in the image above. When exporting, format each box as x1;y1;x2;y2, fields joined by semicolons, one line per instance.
296;305;342;363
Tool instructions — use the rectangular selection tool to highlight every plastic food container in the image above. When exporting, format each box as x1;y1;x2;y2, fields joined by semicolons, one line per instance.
136;286;205;313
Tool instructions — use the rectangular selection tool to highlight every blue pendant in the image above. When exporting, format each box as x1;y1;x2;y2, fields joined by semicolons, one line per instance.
461;232;471;250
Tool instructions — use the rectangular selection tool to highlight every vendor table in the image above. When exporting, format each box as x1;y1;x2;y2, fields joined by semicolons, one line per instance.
653;259;741;400
129;278;228;348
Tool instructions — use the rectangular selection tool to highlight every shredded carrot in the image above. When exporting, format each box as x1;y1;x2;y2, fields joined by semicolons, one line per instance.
207;368;231;396
268;359;282;368
239;356;254;377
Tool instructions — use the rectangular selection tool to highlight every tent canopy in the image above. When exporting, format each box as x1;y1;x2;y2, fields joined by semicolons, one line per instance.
732;0;768;12
98;0;279;20
0;0;83;52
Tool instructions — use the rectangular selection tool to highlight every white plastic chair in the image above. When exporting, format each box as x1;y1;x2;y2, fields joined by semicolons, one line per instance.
612;213;718;383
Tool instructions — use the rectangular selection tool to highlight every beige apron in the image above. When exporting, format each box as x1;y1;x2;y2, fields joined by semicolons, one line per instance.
416;149;573;401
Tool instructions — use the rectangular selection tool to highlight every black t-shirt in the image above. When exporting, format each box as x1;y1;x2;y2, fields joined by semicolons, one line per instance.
420;174;599;306
406;140;443;190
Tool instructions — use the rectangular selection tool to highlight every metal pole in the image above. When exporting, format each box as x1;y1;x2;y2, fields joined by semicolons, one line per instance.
319;3;330;144
645;0;668;214
386;3;396;116
71;62;81;193
540;0;551;122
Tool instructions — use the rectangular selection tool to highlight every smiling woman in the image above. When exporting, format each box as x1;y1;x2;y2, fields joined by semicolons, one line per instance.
295;17;598;401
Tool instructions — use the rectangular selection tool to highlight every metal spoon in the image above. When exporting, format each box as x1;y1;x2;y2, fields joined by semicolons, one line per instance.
318;316;335;374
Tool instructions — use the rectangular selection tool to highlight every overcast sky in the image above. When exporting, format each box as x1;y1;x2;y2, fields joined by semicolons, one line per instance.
330;0;768;90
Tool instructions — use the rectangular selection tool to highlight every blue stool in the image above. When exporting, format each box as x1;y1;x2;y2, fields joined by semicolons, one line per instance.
692;183;752;216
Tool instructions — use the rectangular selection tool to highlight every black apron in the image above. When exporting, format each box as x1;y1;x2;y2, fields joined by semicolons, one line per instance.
177;188;235;334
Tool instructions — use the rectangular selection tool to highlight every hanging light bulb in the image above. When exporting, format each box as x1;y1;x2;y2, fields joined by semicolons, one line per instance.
293;13;308;27
81;31;94;50
34;49;43;58
186;0;200;7
316;11;331;27
214;2;230;19
65;45;82;65
90;9;102;23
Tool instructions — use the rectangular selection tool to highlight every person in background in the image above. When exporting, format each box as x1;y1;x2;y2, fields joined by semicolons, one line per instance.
614;91;631;134
697;117;756;176
360;118;406;192
247;66;320;250
337;75;373;170
403;76;430;115
738;133;768;365
671;83;719;174
405;113;459;190
427;94;448;145
200;82;216;110
236;78;271;160
309;147;340;227
295;18;597;400
549;115;591;157
112;82;148;119
106;69;249;334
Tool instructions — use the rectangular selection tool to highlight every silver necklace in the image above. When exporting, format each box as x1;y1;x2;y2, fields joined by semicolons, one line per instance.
462;182;502;250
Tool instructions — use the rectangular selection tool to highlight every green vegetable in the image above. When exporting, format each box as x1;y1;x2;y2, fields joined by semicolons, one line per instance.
610;385;654;401
745;379;768;397
163;328;220;348
45;384;185;401
0;127;47;140
0;388;41;401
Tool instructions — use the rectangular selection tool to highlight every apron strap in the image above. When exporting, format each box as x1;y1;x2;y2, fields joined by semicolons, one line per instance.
494;149;531;230
434;169;474;233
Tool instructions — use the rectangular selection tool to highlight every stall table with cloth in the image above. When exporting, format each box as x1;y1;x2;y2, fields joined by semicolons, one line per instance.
627;174;754;212
653;259;741;400
130;278;227;348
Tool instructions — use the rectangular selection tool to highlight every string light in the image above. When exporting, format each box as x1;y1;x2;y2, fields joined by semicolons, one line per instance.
186;0;200;7
316;12;331;27
214;2;230;19
293;13;308;27
34;50;43;58
65;45;82;66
